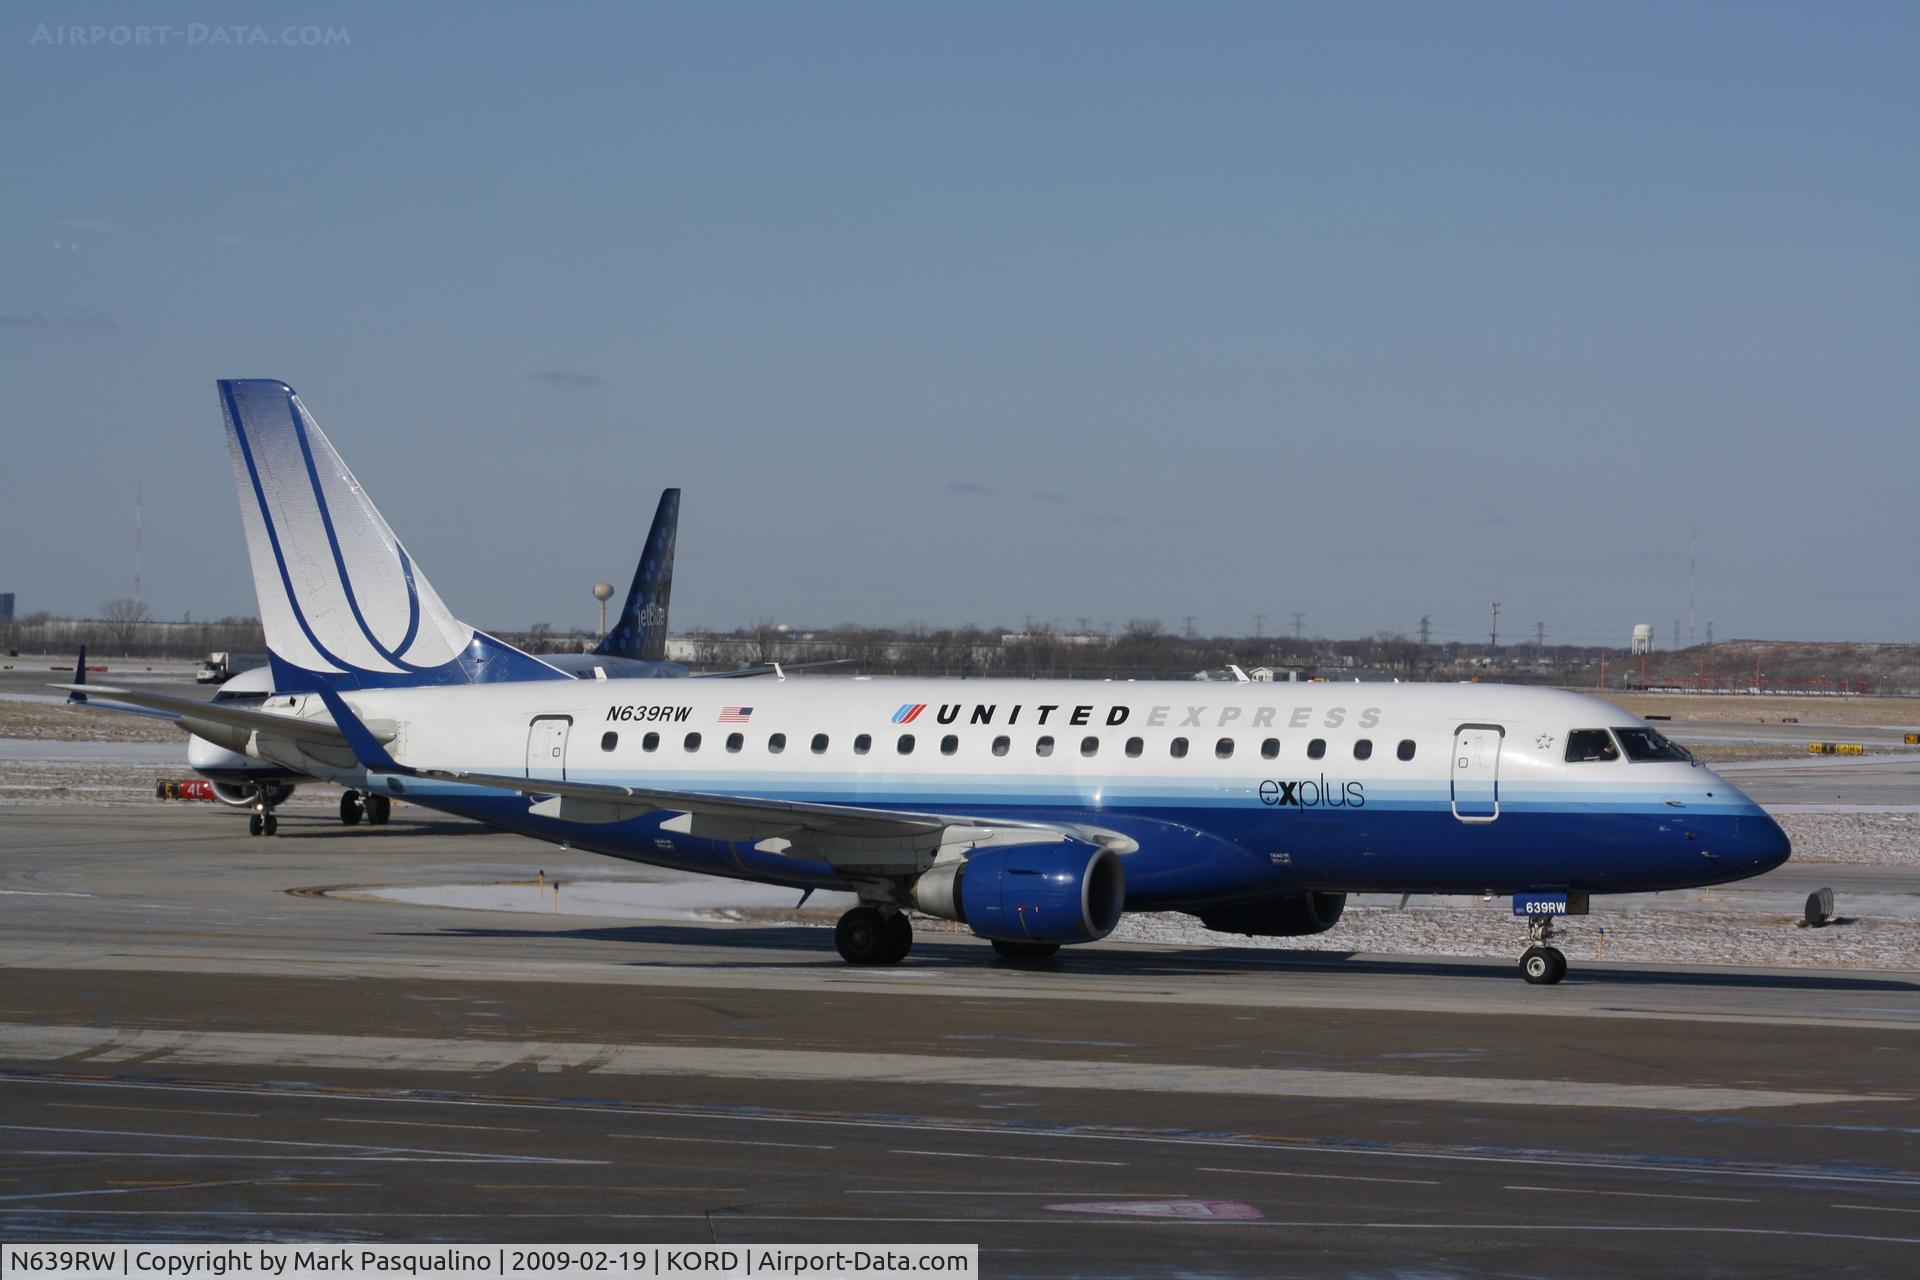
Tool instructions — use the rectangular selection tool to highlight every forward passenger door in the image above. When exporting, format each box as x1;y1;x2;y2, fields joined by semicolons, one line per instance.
1450;724;1502;823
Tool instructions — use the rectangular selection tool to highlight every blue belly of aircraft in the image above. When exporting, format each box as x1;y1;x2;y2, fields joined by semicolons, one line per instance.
386;784;1782;907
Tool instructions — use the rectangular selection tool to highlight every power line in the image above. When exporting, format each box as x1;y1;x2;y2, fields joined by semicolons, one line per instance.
1291;611;1305;640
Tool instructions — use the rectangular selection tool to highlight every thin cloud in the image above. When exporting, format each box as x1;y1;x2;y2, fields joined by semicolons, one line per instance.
0;309;120;332
947;480;995;496
531;369;603;388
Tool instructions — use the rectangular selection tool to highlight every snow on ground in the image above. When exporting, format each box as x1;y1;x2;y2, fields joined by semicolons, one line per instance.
1776;811;1920;865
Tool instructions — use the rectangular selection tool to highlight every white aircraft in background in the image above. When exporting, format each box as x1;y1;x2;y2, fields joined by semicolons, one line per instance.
69;380;1791;984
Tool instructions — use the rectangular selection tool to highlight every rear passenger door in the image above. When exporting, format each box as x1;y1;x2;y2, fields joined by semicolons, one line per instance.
1450;724;1503;823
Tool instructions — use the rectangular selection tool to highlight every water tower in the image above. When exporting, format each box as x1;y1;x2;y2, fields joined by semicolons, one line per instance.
1631;623;1654;655
592;581;615;637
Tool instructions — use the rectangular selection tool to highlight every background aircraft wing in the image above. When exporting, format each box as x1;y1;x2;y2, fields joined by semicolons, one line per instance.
53;683;375;748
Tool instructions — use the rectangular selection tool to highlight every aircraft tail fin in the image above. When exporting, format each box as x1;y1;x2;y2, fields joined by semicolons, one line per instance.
593;488;680;662
218;379;567;692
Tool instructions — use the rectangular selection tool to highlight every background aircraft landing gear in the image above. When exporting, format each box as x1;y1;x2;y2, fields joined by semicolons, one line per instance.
1519;916;1567;985
991;939;1060;963
340;790;363;825
365;793;392;825
247;809;277;837
835;905;910;965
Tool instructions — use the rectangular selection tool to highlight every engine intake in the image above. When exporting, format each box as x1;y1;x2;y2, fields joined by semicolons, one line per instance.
914;844;1125;945
1195;891;1346;937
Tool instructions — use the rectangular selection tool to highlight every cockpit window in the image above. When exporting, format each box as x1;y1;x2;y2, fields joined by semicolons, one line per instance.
1614;726;1692;763
1564;729;1619;763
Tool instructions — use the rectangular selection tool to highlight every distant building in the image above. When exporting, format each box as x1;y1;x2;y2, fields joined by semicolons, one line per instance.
0;593;13;625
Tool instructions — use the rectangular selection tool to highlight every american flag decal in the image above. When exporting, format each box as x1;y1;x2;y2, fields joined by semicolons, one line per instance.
719;706;753;723
892;703;926;724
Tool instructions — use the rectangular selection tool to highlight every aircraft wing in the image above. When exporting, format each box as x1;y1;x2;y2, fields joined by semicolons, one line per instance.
52;682;375;748
418;767;1108;872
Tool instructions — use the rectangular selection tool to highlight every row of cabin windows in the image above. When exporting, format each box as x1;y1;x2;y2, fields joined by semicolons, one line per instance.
600;729;1419;762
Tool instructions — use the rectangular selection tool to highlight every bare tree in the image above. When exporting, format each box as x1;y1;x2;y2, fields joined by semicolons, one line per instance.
99;598;151;653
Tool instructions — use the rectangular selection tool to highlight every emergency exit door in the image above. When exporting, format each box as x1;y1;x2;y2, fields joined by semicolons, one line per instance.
525;716;572;783
1451;723;1503;822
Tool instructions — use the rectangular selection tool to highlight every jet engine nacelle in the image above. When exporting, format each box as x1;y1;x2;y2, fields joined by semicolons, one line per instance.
1195;891;1347;937
209;780;297;809
913;844;1125;945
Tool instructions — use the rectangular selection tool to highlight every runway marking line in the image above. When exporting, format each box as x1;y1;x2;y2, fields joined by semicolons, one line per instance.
1199;1166;1439;1187
49;1102;258;1119
1505;1185;1757;1204
891;1149;1125;1167
324;1117;538;1134
607;1134;832;1151
1833;1203;1920;1215
0;1178;257;1204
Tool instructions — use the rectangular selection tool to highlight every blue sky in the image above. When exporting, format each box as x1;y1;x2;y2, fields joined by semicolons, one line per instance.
3;1;1915;644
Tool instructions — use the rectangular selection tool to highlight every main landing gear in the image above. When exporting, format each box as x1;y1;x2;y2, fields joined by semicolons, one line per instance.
247;796;278;838
338;790;392;827
835;905;913;965
1519;915;1568;985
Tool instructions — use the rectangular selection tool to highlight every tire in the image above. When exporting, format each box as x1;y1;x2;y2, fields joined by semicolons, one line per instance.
991;939;1061;963
263;814;278;837
248;813;264;837
835;907;892;965
884;912;913;963
340;791;363;826
366;794;392;826
1521;945;1567;985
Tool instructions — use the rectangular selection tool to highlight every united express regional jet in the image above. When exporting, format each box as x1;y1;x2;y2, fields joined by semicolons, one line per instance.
69;381;1792;984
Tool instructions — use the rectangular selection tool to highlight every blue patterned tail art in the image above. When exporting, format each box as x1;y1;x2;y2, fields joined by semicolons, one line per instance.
218;379;568;692
593;488;679;662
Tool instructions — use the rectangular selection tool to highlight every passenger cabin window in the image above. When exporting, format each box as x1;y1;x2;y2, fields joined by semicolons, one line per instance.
941;734;959;756
1125;737;1144;758
1565;729;1620;763
1261;738;1280;759
1081;736;1099;758
1614;727;1691;763
811;733;828;754
1215;737;1234;759
684;732;702;752
1036;736;1055;758
600;731;618;752
726;732;744;753
854;733;872;755
768;733;786;754
1307;738;1326;760
642;732;659;752
897;733;915;755
1354;739;1373;761
992;736;1010;757
1170;737;1189;759
1397;739;1416;761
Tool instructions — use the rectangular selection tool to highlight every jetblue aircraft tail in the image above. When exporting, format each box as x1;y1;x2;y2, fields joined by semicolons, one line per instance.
219;379;566;692
593;487;679;662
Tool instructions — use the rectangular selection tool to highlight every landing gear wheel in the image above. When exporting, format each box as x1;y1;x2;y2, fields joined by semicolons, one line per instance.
248;813;264;837
263;814;278;837
365;794;392;825
1520;945;1566;985
884;911;913;963
340;791;364;826
991;939;1061;963
835;907;894;965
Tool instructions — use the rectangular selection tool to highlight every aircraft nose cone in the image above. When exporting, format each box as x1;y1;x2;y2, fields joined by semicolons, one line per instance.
1745;811;1792;875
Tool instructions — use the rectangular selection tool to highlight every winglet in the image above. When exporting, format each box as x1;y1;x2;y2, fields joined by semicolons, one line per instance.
312;686;413;775
67;647;87;704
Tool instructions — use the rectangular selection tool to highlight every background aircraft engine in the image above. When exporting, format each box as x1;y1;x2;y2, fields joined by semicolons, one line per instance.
208;780;297;809
1194;891;1347;937
915;844;1125;944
